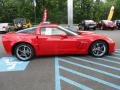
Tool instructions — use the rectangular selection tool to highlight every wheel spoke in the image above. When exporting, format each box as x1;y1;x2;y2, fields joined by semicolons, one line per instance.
91;42;106;57
18;49;24;53
96;50;100;55
16;44;32;60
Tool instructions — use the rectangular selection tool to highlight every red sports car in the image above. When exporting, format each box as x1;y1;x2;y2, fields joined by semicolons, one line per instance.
2;23;115;61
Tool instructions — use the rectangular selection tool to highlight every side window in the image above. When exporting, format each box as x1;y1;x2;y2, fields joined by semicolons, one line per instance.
40;27;66;35
41;28;52;35
41;28;46;35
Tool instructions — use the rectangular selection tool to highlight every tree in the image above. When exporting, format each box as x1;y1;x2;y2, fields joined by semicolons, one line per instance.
0;0;120;24
113;0;120;20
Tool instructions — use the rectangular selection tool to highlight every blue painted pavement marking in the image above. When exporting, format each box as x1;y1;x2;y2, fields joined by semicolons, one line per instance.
115;51;120;54
0;57;29;72
115;49;120;53
55;57;93;90
60;76;93;90
89;57;120;65
55;57;61;90
116;49;120;51
70;57;120;71
111;50;120;56
60;58;120;78
60;66;120;90
106;56;120;60
113;53;120;56
55;51;120;90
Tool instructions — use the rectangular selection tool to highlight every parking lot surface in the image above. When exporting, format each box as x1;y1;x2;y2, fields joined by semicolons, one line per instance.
0;30;120;90
55;52;120;90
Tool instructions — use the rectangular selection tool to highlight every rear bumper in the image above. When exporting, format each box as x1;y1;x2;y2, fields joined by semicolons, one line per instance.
0;28;7;32
104;26;116;29
2;35;12;55
85;25;96;29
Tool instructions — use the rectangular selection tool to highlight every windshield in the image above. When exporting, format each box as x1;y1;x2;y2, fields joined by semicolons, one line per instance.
85;20;96;24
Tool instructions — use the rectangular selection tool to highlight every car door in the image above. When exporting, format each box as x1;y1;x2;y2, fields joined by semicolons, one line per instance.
57;35;79;54
37;26;79;55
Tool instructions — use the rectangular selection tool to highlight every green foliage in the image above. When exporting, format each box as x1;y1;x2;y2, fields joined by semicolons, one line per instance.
113;0;120;20
0;0;119;24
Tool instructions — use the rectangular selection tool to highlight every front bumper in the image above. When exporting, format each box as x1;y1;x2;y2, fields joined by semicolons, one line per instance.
108;42;116;54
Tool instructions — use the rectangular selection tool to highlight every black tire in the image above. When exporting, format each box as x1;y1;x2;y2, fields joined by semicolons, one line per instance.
93;27;96;30
89;41;108;57
84;26;88;30
14;43;34;61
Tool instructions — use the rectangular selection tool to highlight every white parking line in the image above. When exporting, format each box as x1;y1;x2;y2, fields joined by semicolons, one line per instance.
87;56;120;65
106;56;120;60
70;57;120;71
116;49;120;51
60;66;120;90
115;51;120;53
113;53;120;56
60;58;120;78
60;76;93;90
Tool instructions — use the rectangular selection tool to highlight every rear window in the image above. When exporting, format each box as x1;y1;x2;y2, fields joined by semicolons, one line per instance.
17;27;36;34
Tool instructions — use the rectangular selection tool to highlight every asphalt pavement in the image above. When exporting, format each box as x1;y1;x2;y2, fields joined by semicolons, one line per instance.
0;35;6;57
0;30;120;90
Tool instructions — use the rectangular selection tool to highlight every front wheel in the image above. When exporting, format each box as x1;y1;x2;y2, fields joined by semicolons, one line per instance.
89;41;108;57
14;43;34;61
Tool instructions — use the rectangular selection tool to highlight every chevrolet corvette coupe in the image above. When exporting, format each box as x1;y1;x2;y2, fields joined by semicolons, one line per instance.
2;23;115;61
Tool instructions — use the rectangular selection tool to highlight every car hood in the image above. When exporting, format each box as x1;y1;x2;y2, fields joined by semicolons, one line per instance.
78;31;115;43
78;31;108;40
80;31;106;37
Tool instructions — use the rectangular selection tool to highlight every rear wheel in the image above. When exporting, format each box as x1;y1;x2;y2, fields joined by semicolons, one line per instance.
14;43;34;61
89;41;108;57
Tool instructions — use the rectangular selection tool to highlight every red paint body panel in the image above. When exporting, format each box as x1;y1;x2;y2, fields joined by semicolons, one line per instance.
2;24;116;57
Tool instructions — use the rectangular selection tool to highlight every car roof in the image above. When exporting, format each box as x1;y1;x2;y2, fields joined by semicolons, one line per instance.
84;20;95;23
102;20;113;22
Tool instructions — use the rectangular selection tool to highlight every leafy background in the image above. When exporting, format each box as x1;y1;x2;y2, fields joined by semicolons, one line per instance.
0;0;119;24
